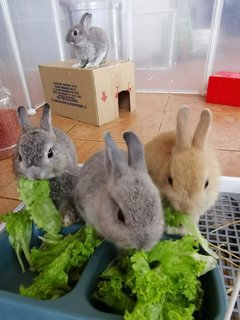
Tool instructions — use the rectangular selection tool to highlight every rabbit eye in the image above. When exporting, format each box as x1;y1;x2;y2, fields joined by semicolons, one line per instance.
73;29;79;36
48;149;53;158
168;176;173;186
117;209;125;224
18;154;22;162
204;180;209;189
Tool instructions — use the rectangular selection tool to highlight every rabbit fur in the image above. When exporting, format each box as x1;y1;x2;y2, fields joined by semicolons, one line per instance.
144;105;220;224
66;12;109;68
14;103;81;226
74;131;165;250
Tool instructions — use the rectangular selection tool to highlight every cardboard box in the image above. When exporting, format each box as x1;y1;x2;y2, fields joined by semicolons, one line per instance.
206;71;240;107
39;60;136;126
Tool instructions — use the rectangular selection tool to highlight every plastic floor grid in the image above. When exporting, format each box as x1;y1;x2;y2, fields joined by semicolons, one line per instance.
199;192;240;320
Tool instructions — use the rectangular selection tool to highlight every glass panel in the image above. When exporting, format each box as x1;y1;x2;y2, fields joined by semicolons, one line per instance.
213;0;240;73
8;0;61;107
132;0;215;93
0;6;26;106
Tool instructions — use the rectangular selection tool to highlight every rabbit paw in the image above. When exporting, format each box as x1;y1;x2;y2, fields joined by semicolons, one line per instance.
85;62;98;68
71;62;83;68
62;210;77;227
165;225;187;236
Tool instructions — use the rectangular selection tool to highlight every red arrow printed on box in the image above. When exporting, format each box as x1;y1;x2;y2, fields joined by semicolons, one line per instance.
101;91;107;102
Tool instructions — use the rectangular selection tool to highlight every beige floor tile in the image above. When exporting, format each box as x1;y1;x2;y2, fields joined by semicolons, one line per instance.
159;110;204;133
74;140;126;163
120;110;164;144
159;110;240;152
0;157;16;193
136;93;169;112
207;103;240;114
69;110;164;144
167;93;240;114
0;180;19;200
0;198;21;215
166;94;206;112
52;114;78;133
212;113;240;151
20;106;78;133
217;150;240;177
68;117;126;143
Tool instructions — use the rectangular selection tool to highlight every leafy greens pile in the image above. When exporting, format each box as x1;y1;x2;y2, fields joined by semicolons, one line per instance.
2;209;32;272
92;203;218;319
18;178;62;236
1;177;217;316
164;204;218;259
93;235;217;320
20;225;102;300
1;177;102;299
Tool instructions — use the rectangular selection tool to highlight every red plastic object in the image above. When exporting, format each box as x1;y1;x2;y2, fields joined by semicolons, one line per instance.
206;71;240;107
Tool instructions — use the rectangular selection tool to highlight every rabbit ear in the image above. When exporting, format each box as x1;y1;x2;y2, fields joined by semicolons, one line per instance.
123;131;146;171
175;105;191;151
40;103;53;132
192;109;212;150
17;106;33;132
79;12;92;32
104;132;125;177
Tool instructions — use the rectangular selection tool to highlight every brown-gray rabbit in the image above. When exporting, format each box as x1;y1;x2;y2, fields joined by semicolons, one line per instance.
74;131;165;250
145;106;220;225
66;12;109;68
14;103;80;226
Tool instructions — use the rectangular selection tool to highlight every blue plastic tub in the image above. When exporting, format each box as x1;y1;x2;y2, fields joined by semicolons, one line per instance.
0;224;227;320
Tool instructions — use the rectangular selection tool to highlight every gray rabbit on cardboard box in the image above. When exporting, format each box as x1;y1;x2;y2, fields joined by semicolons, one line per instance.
66;12;109;68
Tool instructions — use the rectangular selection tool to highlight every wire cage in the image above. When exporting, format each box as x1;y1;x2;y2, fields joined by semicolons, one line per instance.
199;192;240;320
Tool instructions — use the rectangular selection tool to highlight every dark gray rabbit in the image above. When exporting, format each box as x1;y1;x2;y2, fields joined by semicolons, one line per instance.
74;131;165;250
14;103;80;226
66;12;109;68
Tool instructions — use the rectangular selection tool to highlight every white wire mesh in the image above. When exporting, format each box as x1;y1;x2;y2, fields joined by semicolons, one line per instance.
199;192;240;320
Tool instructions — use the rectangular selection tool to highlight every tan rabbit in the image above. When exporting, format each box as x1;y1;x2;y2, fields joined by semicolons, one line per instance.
144;105;220;223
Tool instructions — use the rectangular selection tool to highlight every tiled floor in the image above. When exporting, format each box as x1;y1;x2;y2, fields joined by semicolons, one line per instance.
1;92;240;215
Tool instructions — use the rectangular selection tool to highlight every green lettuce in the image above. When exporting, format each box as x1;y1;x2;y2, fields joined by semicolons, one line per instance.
1;210;32;272
20;225;102;300
164;205;218;259
1;177;63;272
18;177;62;236
93;236;217;320
1;177;103;299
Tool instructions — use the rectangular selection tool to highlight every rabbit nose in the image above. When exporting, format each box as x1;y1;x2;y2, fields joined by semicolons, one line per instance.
135;240;145;250
137;238;154;251
27;166;41;180
180;202;193;215
139;241;154;251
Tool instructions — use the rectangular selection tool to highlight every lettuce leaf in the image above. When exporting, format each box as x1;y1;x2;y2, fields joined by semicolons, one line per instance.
93;235;217;320
2;210;32;272
164;205;218;259
20;225;102;299
18;177;62;236
2;178;103;300
1;178;62;272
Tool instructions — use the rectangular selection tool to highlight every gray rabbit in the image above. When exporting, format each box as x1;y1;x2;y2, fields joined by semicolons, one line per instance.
14;103;81;226
66;12;109;68
74;131;165;250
